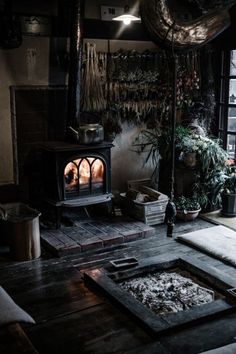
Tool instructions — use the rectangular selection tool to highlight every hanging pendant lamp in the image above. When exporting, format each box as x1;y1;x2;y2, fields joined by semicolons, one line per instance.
112;4;140;25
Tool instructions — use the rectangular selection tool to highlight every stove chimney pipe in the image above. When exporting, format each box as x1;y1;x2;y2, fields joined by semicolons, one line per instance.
67;0;84;128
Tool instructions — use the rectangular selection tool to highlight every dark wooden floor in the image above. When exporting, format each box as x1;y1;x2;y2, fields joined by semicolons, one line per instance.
1;217;236;354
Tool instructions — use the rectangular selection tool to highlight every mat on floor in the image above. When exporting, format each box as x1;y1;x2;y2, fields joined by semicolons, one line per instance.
176;225;236;267
200;210;236;231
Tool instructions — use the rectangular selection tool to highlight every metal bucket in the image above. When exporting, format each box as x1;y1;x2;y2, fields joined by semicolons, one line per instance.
0;203;41;261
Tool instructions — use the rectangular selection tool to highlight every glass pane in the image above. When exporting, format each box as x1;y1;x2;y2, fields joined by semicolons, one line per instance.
79;159;91;190
227;134;236;158
228;107;236;131
221;51;225;76
64;157;104;197
64;162;78;192
230;50;236;75
229;79;236;104
91;159;104;193
220;79;226;102
218;131;224;142
219;106;225;130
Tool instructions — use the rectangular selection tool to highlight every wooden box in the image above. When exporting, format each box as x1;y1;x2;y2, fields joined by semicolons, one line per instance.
120;182;168;226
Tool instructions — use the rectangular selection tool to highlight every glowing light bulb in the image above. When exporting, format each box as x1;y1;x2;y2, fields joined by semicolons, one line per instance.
123;18;131;25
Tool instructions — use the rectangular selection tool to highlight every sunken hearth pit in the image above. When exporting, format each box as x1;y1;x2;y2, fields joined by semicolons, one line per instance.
84;255;236;336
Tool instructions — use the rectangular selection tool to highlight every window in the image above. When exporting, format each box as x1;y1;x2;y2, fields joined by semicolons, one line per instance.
219;50;236;159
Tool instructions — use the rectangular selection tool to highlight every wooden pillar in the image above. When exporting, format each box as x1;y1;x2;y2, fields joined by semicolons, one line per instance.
67;0;84;128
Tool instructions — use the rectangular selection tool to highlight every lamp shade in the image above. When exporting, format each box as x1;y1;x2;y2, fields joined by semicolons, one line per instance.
112;5;140;25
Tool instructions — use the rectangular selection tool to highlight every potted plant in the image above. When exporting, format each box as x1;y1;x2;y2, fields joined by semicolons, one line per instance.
174;196;201;221
176;132;228;210
132;124;229;211
203;160;236;216
176;133;228;172
219;164;236;216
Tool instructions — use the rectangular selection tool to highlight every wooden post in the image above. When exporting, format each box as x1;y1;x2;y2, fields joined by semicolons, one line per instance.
166;54;177;237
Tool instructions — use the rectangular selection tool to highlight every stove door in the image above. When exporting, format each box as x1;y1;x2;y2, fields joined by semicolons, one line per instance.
64;157;105;199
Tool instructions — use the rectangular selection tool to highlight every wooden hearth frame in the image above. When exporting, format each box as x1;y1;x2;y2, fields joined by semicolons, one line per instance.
84;255;236;336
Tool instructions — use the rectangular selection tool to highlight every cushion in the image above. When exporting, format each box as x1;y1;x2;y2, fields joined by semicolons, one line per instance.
199;343;236;353
0;286;35;327
176;225;236;267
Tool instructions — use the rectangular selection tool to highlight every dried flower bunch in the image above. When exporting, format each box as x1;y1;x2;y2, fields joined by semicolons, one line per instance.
103;48;202;133
176;69;200;107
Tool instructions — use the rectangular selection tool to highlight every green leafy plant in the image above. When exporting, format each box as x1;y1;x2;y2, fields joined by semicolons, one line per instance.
223;174;236;194
133;124;229;210
133;125;190;164
213;165;236;195
193;161;236;210
176;133;228;174
193;170;225;209
174;196;200;212
175;131;228;209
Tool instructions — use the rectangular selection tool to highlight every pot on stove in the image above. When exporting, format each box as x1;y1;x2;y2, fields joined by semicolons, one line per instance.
68;124;104;144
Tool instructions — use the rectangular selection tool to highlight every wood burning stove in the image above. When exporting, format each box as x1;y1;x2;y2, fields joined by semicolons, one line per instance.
40;141;113;208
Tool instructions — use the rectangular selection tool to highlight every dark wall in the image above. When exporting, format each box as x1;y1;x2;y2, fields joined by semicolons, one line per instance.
213;4;236;50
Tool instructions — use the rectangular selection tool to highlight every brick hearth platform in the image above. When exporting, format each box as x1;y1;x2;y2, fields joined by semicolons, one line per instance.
40;216;156;257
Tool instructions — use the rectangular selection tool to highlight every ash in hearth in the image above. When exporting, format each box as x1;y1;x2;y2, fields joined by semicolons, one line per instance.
120;272;214;315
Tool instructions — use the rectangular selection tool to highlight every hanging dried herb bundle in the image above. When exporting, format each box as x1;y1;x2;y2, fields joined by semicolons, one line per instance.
80;42;107;112
105;49;202;128
80;44;216;137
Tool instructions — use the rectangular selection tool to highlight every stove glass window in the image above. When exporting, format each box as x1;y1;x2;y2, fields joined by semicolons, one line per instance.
64;157;104;197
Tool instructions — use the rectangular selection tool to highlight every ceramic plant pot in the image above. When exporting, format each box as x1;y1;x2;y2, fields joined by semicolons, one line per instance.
183;152;197;168
176;208;201;221
221;193;236;217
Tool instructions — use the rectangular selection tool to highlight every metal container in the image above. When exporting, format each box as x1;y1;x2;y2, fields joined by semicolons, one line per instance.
0;203;41;261
68;124;104;144
78;124;104;144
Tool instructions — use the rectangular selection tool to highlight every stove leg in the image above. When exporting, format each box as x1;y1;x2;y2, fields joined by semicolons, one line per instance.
55;206;62;229
83;207;90;218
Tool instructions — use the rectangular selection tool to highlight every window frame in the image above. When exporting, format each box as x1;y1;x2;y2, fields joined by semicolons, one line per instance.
218;50;236;159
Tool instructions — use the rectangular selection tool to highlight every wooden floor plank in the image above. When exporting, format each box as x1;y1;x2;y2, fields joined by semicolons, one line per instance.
1;217;236;353
0;323;38;354
26;303;151;354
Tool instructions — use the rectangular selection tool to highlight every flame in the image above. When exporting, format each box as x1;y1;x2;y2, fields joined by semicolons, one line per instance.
79;159;90;185
91;159;104;182
64;158;104;191
64;162;78;189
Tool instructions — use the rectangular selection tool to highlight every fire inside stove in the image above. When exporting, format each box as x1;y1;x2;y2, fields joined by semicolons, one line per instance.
120;270;215;315
64;157;104;197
